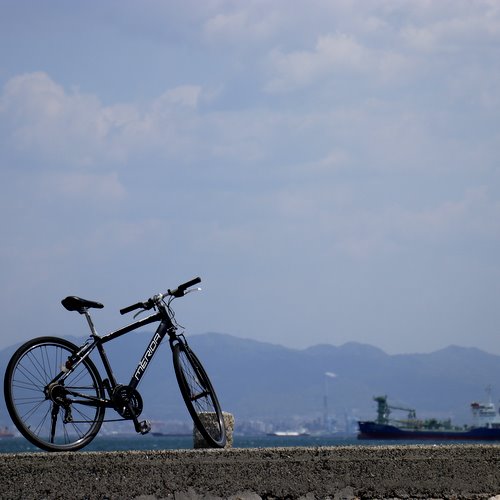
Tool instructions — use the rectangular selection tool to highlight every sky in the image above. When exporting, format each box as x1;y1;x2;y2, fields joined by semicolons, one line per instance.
0;0;499;355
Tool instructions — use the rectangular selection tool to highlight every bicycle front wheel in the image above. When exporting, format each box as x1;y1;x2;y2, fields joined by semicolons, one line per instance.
172;341;226;448
4;336;105;452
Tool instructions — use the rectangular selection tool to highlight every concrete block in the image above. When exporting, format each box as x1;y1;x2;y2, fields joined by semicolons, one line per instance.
193;411;234;449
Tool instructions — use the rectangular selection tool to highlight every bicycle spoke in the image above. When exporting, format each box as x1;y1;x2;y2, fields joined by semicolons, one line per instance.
5;338;105;451
173;342;225;448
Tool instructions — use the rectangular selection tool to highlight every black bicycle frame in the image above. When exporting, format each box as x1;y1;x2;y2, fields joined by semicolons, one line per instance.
62;306;178;403
96;311;176;392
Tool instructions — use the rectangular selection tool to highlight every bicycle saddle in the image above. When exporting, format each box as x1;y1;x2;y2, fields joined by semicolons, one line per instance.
61;296;104;313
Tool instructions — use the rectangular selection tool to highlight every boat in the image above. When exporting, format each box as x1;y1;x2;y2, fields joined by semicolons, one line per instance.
0;426;14;438
267;431;310;437
358;393;500;441
148;420;192;438
150;432;192;437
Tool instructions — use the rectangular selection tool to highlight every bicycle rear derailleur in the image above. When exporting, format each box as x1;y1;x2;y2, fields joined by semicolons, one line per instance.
111;384;151;434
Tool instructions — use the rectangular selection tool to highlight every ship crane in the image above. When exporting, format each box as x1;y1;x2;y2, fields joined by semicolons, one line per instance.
374;396;416;425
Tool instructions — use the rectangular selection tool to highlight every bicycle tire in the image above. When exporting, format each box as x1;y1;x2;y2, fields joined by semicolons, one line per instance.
4;336;105;452
172;341;226;448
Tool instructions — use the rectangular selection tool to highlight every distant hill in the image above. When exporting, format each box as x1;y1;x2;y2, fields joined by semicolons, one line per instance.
2;332;500;429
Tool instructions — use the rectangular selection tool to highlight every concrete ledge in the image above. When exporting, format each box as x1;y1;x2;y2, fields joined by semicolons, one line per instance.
1;445;500;499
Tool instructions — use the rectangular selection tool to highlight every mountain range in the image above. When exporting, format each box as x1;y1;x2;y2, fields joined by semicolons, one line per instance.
1;332;500;430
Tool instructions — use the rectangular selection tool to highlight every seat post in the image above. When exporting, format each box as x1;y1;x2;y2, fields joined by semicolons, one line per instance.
82;309;99;337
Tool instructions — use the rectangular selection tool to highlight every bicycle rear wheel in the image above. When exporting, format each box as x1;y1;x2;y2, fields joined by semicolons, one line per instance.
172;341;226;448
4;336;105;452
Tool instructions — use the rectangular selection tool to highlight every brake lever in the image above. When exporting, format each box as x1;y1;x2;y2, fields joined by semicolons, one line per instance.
132;299;155;319
133;309;147;320
184;287;202;295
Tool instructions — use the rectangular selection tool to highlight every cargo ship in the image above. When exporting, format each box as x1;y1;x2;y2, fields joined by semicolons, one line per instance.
358;393;500;440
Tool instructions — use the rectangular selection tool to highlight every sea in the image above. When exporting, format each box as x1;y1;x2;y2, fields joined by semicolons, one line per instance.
2;434;499;454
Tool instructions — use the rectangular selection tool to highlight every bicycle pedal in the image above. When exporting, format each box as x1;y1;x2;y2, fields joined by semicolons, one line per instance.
137;420;151;435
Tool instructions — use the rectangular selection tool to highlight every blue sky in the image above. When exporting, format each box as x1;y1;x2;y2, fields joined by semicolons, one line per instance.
1;0;499;354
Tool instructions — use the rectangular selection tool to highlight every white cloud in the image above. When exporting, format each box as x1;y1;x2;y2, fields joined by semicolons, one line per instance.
1;1;500;355
259;1;500;95
82;218;167;253
155;85;202;109
0;73;207;167
1;72;110;166
203;8;279;44
264;32;414;92
401;3;500;52
43;171;126;202
265;34;365;92
397;186;500;243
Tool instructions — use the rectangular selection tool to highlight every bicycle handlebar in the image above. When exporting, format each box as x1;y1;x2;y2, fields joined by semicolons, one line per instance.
119;301;149;315
119;277;202;315
167;276;201;297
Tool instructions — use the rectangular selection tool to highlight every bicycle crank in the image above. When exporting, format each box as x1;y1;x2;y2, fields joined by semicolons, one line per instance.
111;385;143;419
111;385;151;434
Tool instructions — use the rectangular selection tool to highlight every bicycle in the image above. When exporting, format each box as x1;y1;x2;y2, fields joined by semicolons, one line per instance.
3;277;227;452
